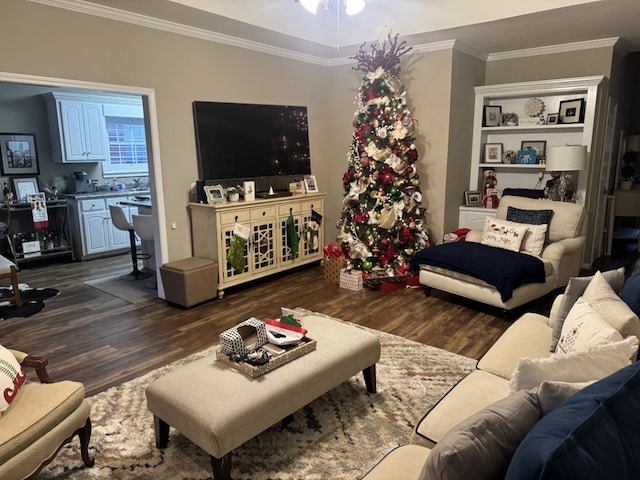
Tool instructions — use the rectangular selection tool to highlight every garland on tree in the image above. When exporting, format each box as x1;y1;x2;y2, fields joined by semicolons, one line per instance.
337;34;431;283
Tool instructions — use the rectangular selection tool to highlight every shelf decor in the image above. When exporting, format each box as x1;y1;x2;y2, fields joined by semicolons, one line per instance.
483;105;501;127
0;133;39;175
484;143;503;163
524;97;545;117
559;99;585;124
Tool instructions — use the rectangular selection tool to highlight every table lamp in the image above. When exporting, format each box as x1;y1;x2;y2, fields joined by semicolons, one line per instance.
545;145;587;202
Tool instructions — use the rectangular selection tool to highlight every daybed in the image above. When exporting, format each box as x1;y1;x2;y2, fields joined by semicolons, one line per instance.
413;195;586;311
362;266;640;480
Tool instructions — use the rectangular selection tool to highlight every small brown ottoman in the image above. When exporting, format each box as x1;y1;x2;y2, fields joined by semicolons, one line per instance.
160;257;217;307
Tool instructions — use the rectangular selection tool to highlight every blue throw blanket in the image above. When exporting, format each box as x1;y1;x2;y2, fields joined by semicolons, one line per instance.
410;242;546;302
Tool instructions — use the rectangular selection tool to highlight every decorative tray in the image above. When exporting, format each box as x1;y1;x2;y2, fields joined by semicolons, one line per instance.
215;337;317;378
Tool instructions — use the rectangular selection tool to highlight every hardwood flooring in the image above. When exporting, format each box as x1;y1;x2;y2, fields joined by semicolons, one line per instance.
0;243;636;397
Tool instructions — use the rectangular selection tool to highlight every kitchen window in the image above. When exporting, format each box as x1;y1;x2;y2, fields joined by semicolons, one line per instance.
102;116;148;176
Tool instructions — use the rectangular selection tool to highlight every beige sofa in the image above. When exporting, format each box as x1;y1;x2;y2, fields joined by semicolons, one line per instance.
362;268;640;479
418;196;586;311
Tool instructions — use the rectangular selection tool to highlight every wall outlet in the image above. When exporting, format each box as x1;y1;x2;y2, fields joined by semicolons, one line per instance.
171;221;177;230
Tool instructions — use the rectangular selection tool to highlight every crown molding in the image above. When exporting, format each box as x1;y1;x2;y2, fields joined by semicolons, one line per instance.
487;37;620;61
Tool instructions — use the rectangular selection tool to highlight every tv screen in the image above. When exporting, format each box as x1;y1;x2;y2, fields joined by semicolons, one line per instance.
193;101;311;181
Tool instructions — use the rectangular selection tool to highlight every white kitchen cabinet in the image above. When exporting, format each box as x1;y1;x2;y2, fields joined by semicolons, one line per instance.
67;194;143;259
45;93;108;162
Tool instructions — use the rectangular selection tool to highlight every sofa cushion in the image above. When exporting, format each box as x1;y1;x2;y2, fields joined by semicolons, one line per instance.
555;298;623;354
419;390;541;480
506;206;554;226
536;380;591;415
0;346;25;416
583;271;640;341
505;360;640;480
620;267;640;317
549;268;626;352
478;313;552;380
508;336;638;392
412;370;510;448
481;217;528;252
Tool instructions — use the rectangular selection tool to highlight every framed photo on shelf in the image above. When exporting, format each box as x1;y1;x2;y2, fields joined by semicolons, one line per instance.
484;143;503;163
0;133;39;175
13;177;39;202
482;105;502;127
203;184;226;204
558;99;585;124
546;113;559;125
303;175;318;193
243;181;255;201
520;140;547;157
464;190;482;207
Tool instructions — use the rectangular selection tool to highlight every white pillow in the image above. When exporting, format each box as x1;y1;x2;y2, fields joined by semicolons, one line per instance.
509;336;638;392
520;223;547;256
0;345;26;416
555;298;623;354
481;217;528;252
536;380;593;415
582;270;640;341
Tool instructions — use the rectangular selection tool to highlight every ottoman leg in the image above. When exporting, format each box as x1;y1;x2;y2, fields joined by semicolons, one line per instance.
154;415;170;448
362;364;377;394
211;452;232;480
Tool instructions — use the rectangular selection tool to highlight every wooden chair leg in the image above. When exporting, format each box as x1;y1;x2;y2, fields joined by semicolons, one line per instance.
78;417;95;467
362;364;377;394
211;453;232;480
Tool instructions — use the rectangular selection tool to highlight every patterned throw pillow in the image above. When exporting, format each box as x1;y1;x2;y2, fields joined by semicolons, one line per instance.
481;217;528;252
0;345;26;416
555;298;623;354
506;206;554;225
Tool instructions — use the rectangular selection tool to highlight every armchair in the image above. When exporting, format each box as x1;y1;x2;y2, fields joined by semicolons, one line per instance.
416;196;586;312
0;348;93;479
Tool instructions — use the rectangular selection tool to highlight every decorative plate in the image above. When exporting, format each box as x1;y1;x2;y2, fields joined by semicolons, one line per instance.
524;97;545;117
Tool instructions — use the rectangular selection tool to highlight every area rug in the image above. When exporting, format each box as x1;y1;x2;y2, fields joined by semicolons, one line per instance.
39;313;476;479
0;284;60;321
84;274;156;304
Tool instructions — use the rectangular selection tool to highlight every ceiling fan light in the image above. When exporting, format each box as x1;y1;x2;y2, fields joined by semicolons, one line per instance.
299;0;321;14
345;0;365;15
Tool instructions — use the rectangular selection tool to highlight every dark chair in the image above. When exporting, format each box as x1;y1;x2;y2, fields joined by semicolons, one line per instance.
109;205;152;281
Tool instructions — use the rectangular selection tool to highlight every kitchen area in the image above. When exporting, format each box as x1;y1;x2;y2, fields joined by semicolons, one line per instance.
0;82;152;271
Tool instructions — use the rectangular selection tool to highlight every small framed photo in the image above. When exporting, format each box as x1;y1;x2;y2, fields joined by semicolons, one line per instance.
482;105;502;127
13;177;39;202
559;99;585;124
303;175;318;193
520;140;547;157
464;190;482;207
203;184;226;204
0;133;39;175
484;143;503;163
516;148;538;165
546;113;559;125
243;181;255;202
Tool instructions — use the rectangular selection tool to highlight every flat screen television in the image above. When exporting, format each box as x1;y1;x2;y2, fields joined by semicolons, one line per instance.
193;101;311;183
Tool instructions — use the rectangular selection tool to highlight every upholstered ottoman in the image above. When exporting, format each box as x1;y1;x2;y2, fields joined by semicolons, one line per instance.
159;257;217;307
145;314;381;480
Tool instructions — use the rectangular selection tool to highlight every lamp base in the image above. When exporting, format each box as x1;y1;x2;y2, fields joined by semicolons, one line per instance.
545;173;576;202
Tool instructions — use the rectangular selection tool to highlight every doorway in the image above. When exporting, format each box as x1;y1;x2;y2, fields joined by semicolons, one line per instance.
0;71;168;299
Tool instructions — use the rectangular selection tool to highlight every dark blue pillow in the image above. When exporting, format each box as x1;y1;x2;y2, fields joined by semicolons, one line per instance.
505;361;640;480
506;206;554;225
620;268;640;317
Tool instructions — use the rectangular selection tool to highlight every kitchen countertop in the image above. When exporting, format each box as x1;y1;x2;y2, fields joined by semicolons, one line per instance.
61;190;151;199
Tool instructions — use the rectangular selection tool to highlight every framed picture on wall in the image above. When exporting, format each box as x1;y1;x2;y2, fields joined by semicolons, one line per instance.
0;133;40;175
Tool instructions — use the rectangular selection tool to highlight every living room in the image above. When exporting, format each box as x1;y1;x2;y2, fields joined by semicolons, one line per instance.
2;0;640;479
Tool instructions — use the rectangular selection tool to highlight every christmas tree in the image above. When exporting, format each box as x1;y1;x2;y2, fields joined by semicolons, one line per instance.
337;34;431;283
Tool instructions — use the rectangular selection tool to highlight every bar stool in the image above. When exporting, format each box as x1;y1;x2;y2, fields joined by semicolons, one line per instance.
132;213;156;289
109;205;152;281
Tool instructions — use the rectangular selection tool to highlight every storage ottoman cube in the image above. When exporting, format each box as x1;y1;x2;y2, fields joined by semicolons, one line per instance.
160;257;217;307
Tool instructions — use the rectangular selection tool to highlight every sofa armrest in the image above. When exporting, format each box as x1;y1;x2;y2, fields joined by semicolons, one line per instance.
11;350;54;384
541;236;585;261
548;294;564;329
466;230;482;243
541;235;585;288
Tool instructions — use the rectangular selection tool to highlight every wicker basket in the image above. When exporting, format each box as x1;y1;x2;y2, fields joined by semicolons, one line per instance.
323;256;344;284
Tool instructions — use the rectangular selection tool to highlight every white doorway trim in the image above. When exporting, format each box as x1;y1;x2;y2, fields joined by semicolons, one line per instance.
0;71;168;299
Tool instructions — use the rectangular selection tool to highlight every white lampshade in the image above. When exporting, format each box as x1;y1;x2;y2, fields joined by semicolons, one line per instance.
545;145;587;172
299;0;320;14
345;0;366;15
627;134;640;152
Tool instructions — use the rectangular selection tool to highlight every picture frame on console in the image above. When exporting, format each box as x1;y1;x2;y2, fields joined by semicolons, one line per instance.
203;184;226;204
464;190;482;207
13;177;38;202
304;175;318;193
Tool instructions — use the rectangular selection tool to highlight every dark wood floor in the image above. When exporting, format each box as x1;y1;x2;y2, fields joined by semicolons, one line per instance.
1;240;637;397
